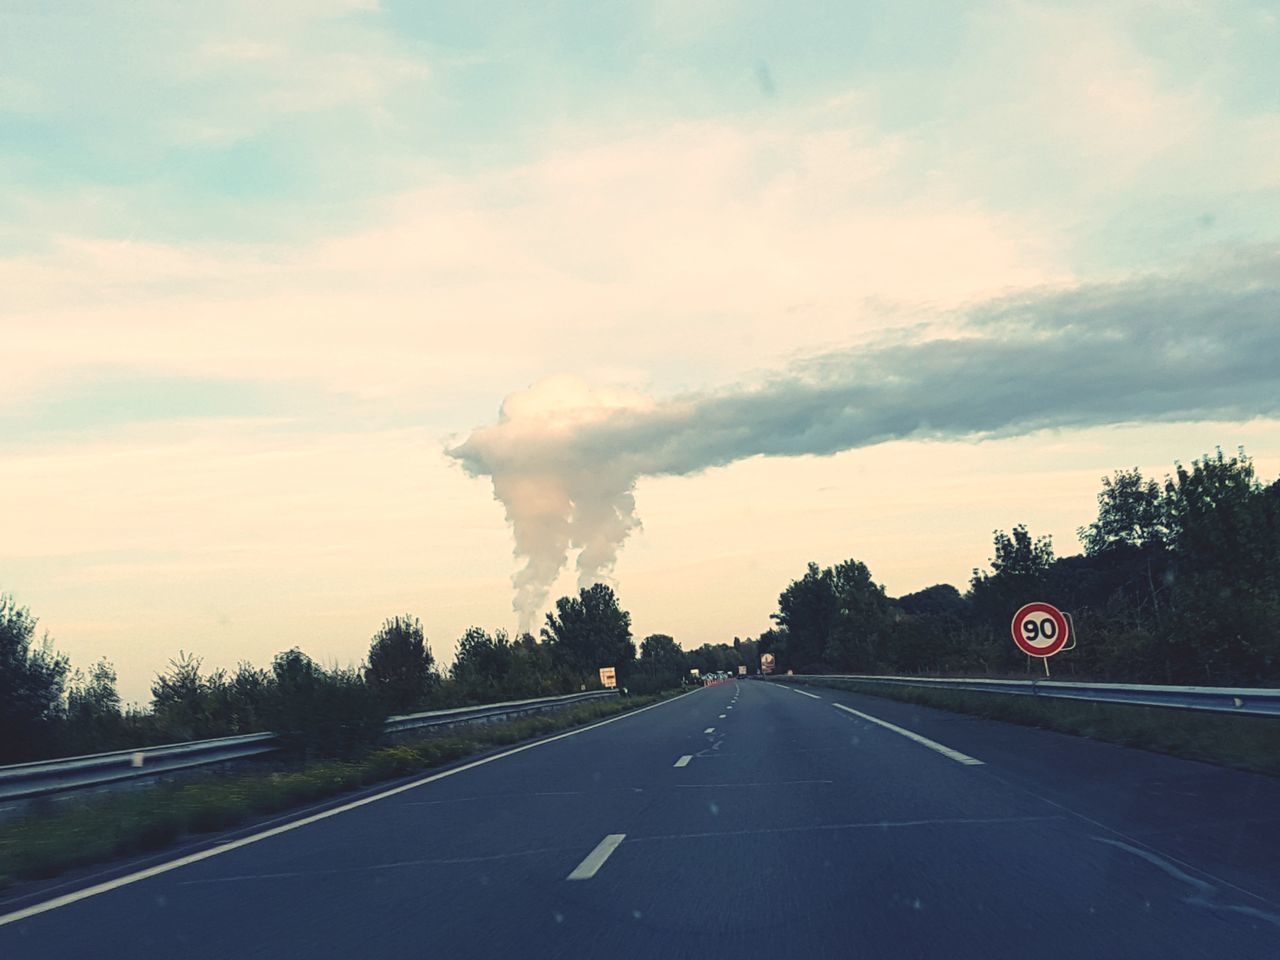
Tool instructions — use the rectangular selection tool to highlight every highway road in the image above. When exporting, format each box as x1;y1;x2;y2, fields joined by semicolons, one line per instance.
2;679;1279;958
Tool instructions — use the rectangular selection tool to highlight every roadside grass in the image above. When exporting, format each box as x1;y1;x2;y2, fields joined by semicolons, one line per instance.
0;692;677;893
780;677;1280;777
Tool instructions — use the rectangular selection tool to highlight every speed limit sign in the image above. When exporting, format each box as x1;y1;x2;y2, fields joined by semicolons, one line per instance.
1011;602;1070;658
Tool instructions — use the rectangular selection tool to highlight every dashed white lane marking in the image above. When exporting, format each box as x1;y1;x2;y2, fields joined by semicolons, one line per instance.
675;779;833;789
790;688;821;699
832;703;984;766
674;755;693;767
704;727;716;734
718;714;726;719
0;690;698;928
566;834;626;881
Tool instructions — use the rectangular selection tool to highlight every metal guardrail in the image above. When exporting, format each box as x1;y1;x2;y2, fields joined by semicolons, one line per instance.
771;674;1280;717
385;690;618;734
0;733;279;803
0;689;621;803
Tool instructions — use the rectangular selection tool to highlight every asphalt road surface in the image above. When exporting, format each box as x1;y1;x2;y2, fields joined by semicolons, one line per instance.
3;680;1279;959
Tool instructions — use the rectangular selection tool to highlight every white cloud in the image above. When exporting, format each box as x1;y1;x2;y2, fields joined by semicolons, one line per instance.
920;0;1280;216
3;111;1064;412
0;1;434;155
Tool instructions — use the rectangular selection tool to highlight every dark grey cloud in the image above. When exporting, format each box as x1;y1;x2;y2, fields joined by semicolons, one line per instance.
450;249;1280;625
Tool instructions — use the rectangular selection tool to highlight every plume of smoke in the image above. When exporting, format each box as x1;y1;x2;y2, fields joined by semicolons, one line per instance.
448;250;1280;629
453;377;648;632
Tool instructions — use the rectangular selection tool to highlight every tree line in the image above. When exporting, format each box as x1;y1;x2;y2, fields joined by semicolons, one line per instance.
756;449;1280;686
1;583;743;764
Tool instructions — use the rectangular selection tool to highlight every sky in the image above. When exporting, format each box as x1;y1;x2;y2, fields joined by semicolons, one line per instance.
3;0;1279;702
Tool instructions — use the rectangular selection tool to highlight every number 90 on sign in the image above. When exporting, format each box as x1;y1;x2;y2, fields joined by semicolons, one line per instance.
1011;602;1070;658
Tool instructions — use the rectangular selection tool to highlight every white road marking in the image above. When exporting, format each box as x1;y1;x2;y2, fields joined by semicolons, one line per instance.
1092;837;1280;929
832;703;983;766
566;833;627;881
0;691;697;928
718;714;726;719
704;727;715;734
673;755;693;767
675;779;833;789
791;688;821;699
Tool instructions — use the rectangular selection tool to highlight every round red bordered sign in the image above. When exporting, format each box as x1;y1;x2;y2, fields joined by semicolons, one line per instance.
1011;602;1069;658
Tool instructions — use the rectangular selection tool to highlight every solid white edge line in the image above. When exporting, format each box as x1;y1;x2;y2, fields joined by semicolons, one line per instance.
565;833;626;880
832;702;984;766
674;755;693;767
0;690;699;928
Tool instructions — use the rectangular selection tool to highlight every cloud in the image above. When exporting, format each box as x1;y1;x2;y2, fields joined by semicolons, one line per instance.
2;113;1059;415
449;249;1280;627
0;0;434;238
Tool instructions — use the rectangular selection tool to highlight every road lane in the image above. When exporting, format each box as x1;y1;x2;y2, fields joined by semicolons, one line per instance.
775;678;1280;907
2;679;1278;959
552;681;1280;958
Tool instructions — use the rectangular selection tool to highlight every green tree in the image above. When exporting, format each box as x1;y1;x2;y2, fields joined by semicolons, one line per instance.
826;559;891;670
1161;449;1280;681
270;648;385;757
632;633;688;692
365;615;439;713
67;658;121;722
1073;467;1174;620
151;652;211;740
685;642;742;675
969;525;1055;630
887;585;975;674
639;634;684;668
204;661;272;735
0;594;69;761
733;635;760;675
451;627;517;695
772;563;839;671
894;584;967;619
1079;468;1167;555
541;584;635;681
508;631;576;696
64;658;123;753
755;627;788;673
